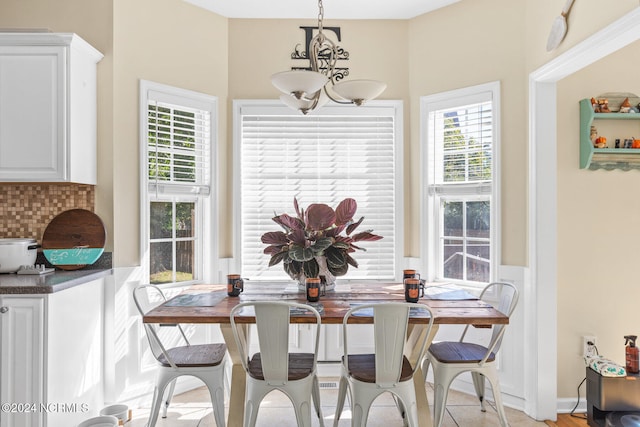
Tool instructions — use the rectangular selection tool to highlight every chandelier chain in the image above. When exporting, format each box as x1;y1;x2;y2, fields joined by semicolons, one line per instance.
317;0;324;36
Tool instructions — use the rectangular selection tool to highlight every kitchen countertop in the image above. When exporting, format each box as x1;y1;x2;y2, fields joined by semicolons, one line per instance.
0;268;112;294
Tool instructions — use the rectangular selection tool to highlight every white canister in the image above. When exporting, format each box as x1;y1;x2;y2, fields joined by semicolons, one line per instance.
0;238;39;273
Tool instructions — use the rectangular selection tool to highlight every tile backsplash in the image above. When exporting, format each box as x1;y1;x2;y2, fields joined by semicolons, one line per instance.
0;184;95;240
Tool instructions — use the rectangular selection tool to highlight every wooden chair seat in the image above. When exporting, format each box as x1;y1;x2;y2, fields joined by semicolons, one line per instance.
345;354;414;383
157;343;227;367
248;353;315;381
429;341;496;364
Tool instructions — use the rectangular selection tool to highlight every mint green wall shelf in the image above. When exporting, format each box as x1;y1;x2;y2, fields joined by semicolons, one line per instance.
580;98;640;170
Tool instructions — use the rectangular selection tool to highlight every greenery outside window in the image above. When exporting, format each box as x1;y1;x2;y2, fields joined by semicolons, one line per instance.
421;82;500;286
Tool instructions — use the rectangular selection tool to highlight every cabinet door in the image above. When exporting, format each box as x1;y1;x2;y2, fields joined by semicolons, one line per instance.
0;296;44;427
0;46;65;181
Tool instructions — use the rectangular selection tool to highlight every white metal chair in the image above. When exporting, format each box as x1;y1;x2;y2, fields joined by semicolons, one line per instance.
333;302;435;427
133;285;227;427
229;301;324;427
422;282;519;427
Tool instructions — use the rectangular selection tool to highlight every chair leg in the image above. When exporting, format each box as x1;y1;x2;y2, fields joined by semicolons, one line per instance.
392;395;406;424
333;376;348;427
161;379;177;418
486;373;510;427
390;382;418;427
471;372;487;412
432;368;455;427
421;356;431;381
146;386;161;427
148;370;176;427
312;375;325;427
349;383;379;427
244;380;271;427
201;367;227;427
291;393;313;427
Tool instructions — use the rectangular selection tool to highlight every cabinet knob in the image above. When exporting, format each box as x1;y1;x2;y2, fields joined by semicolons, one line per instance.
0;307;8;313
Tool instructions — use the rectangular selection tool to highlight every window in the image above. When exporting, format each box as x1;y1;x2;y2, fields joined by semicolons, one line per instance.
234;100;403;282
421;82;500;286
140;80;217;285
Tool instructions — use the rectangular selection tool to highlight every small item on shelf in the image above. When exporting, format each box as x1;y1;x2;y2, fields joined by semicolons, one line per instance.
598;98;611;113
632;139;640;149
595;136;607;148
625;139;634;149
591;97;599;112
620;97;632;113
590;125;598;145
615;139;621;148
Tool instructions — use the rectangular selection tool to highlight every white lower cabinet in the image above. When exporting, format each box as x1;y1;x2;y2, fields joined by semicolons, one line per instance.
0;297;44;427
0;279;104;427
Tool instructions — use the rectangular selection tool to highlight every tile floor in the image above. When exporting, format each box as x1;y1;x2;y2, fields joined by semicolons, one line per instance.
127;380;547;426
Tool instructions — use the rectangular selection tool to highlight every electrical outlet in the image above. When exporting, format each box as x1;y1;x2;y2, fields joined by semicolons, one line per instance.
583;335;597;357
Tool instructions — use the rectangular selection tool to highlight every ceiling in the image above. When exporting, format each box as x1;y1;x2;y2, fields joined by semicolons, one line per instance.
184;0;461;20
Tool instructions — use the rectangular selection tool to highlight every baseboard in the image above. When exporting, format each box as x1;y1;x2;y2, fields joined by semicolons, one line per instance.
556;397;587;414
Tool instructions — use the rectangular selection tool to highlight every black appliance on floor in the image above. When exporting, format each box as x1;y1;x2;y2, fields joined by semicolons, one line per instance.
587;367;640;426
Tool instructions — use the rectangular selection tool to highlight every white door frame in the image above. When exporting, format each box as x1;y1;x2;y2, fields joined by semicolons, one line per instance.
528;7;640;420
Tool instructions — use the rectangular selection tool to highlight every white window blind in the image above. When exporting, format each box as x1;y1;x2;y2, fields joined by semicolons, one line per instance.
430;101;493;188
147;95;211;196
238;104;400;281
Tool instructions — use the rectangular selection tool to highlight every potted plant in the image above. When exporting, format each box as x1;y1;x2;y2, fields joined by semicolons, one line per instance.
261;197;383;289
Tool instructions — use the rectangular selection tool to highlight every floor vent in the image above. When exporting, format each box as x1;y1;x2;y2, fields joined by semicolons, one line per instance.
319;381;338;389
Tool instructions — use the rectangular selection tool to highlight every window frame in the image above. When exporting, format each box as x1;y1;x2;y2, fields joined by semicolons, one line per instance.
420;81;501;287
232;99;404;283
139;79;218;287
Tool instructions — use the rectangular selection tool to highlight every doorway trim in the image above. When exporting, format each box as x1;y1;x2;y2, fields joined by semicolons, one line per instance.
528;7;640;420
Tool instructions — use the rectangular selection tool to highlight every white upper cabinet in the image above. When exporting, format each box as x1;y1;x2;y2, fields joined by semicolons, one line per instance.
0;33;103;183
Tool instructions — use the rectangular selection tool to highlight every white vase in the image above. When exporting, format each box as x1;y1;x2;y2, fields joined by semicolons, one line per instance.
295;256;337;292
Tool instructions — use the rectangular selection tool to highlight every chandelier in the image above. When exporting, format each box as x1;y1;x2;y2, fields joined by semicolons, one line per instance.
270;0;387;115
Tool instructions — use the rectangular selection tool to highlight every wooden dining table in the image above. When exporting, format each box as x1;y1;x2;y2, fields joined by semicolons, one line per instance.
143;281;509;427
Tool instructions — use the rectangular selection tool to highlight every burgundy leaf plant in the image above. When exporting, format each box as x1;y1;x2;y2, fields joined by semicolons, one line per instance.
261;197;383;283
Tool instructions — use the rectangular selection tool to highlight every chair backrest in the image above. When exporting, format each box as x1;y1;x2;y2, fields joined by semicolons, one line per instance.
460;281;519;363
133;284;190;368
230;301;322;385
343;303;434;387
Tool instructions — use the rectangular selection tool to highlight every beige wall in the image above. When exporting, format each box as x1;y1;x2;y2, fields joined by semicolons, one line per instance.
556;40;640;397
111;0;229;265
408;0;528;265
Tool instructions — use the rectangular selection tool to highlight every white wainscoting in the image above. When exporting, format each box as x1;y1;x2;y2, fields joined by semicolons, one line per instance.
424;265;529;412
104;266;224;408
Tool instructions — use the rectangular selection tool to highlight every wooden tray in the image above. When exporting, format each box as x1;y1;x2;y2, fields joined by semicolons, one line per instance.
42;209;106;270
